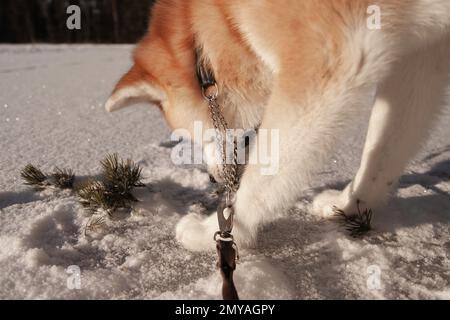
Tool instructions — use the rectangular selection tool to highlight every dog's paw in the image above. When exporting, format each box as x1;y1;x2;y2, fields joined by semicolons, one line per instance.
175;213;217;252
312;189;350;218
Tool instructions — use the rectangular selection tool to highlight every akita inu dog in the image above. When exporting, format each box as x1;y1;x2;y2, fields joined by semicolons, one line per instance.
106;0;450;251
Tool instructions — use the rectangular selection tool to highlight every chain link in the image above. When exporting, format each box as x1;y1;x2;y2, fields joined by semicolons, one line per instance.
198;55;240;300
203;86;240;202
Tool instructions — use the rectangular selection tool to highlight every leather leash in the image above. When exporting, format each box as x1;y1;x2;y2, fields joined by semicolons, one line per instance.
196;47;240;300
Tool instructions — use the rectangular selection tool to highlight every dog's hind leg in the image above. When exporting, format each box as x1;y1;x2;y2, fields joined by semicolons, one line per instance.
313;38;450;218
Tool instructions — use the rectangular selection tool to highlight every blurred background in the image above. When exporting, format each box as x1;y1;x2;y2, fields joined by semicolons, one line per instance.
0;0;156;43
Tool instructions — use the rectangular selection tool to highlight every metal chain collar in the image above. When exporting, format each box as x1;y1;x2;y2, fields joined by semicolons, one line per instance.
202;83;240;301
202;85;241;236
197;47;240;300
196;48;239;200
202;85;240;196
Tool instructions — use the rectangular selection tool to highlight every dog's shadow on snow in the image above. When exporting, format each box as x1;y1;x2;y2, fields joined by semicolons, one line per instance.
314;157;450;231
0;174;107;211
143;178;220;215
0;190;42;210
400;158;450;194
383;157;450;230
253;210;355;299
248;158;450;298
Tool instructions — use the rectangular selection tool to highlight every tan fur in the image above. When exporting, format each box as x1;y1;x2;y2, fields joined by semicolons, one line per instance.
107;0;421;128
106;0;450;250
109;0;275;132
108;0;419;127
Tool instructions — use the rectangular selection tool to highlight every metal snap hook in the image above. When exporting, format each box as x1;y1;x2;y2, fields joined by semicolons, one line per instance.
217;198;234;234
202;83;219;101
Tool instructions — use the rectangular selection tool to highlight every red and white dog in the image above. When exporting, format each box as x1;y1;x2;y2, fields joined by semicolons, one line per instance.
106;0;450;251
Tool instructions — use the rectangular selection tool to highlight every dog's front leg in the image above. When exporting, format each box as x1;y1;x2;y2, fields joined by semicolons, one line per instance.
176;14;394;251
177;74;376;252
230;80;377;247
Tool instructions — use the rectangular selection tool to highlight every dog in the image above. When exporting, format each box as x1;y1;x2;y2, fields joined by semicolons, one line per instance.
106;0;450;251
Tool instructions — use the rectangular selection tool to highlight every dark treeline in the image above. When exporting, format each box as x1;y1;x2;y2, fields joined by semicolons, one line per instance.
0;0;156;43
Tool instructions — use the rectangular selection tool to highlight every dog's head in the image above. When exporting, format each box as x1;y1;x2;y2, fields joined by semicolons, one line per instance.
105;1;270;182
105;2;210;133
105;2;227;182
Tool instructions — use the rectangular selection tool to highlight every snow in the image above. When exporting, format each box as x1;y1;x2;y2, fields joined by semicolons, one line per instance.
0;45;449;299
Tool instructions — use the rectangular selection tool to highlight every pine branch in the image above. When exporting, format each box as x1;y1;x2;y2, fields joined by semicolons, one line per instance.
21;164;48;189
77;154;143;215
77;180;134;215
101;153;144;194
50;167;75;189
84;215;107;237
21;164;76;190
21;154;144;218
77;180;104;213
333;200;373;238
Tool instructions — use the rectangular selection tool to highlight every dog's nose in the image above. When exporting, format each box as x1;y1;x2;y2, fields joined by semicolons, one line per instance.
209;174;217;184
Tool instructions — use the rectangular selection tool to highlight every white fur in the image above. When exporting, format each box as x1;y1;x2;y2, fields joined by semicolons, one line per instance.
315;38;450;217
176;2;450;251
105;83;166;112
202;140;224;184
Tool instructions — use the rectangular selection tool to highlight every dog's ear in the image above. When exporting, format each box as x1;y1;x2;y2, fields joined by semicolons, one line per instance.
105;64;166;112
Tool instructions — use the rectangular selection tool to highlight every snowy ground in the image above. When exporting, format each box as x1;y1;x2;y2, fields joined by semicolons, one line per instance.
0;45;449;300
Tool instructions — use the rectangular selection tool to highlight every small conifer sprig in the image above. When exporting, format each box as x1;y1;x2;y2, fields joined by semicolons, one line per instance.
333;200;373;238
78;180;110;214
21;154;144;217
77;180;136;215
21;164;48;189
101;153;144;194
84;215;107;236
49;168;75;189
77;154;144;215
21;165;75;190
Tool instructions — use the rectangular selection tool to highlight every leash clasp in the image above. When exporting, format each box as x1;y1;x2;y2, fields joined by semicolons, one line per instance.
217;195;235;234
202;83;219;102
